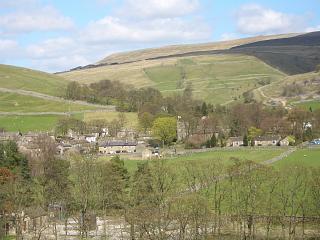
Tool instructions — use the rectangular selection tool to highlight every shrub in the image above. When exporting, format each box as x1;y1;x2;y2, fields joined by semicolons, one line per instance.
282;83;304;97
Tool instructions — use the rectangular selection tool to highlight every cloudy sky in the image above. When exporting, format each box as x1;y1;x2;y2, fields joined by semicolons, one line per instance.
0;0;319;72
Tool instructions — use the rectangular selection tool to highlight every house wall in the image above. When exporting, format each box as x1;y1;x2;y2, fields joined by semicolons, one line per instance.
255;140;278;146
99;145;136;154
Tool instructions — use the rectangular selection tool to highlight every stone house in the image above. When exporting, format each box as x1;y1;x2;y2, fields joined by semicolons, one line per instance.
227;137;244;147
99;140;137;154
254;135;281;146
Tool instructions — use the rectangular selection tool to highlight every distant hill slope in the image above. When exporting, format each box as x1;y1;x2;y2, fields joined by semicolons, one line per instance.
60;54;285;105
96;33;298;65
0;64;67;96
229;31;320;75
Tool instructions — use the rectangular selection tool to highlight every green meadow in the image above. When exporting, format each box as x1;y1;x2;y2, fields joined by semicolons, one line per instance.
0;114;83;133
143;55;285;104
0;64;67;96
274;147;320;168
0;93;99;113
121;148;288;174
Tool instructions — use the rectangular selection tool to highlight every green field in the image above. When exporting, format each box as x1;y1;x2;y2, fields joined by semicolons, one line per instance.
0;93;99;112
0;114;83;133
274;148;320;168
61;54;285;105
0;64;67;96
121;148;287;174
84;111;138;128
294;100;320;111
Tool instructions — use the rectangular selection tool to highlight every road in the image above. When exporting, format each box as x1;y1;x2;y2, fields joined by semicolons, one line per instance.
0;87;116;111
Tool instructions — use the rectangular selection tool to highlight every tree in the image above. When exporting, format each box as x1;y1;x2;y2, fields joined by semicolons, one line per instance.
138;112;154;133
243;134;249;146
152;117;177;146
201;102;208;116
248;126;263;143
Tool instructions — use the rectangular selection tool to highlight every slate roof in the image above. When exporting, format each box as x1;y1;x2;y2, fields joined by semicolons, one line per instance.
255;135;281;141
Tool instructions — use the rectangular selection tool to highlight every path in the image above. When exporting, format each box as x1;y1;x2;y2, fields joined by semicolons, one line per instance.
0;87;115;111
262;147;296;165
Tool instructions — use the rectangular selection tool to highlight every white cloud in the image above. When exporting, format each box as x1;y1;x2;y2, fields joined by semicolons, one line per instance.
235;4;306;35
26;38;77;59
119;0;199;19
0;5;74;33
30;55;90;73
0;39;21;61
81;16;211;44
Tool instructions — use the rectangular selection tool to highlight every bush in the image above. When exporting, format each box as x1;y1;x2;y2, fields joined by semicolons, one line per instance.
282;83;304;97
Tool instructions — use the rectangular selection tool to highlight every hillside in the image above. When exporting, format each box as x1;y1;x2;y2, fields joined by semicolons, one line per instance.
0;64;115;132
0;64;68;96
97;33;297;65
229;31;320;75
60;54;285;105
256;70;320;108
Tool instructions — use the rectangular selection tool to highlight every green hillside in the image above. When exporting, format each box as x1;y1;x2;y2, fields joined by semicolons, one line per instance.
0;64;67;96
61;54;285;104
0;92;99;113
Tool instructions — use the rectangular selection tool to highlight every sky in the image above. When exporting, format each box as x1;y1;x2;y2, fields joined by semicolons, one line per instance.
0;0;319;72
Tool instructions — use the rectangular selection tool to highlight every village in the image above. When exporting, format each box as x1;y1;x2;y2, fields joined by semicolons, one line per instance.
0;115;305;162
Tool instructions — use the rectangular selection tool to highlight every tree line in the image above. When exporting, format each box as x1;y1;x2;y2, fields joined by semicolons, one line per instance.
1;139;320;239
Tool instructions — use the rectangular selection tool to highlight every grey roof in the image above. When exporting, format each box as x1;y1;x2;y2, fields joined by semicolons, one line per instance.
229;136;243;142
99;140;137;147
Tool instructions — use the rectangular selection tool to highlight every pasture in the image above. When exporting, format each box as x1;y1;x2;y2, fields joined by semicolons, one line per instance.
121;147;288;174
274;147;320;168
61;54;285;104
84;111;138;128
0;114;83;133
0;64;67;96
0;93;99;113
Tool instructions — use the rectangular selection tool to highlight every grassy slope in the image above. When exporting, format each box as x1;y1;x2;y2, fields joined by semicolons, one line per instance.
274;148;320;168
0;93;98;112
121;148;287;174
98;33;298;65
0;64;67;96
262;71;320;101
84;111;138;128
0;114;83;133
61;55;285;104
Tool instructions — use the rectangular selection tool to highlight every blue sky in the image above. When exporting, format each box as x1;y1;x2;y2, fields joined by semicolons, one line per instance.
0;0;319;72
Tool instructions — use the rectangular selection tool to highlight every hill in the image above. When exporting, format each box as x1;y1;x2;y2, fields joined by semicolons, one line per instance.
60;54;285;105
0;64;116;132
229;31;320;75
0;64;68;96
96;33;297;65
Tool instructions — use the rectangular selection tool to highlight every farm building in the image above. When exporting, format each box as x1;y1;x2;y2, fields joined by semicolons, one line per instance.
254;135;281;146
99;140;137;154
227;137;244;147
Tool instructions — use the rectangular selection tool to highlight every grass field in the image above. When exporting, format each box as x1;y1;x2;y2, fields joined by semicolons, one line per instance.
294;100;320;111
61;54;285;104
84;111;138;128
274;147;320;168
0;93;99;112
0;114;83;133
0;64;67;96
120;148;288;174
